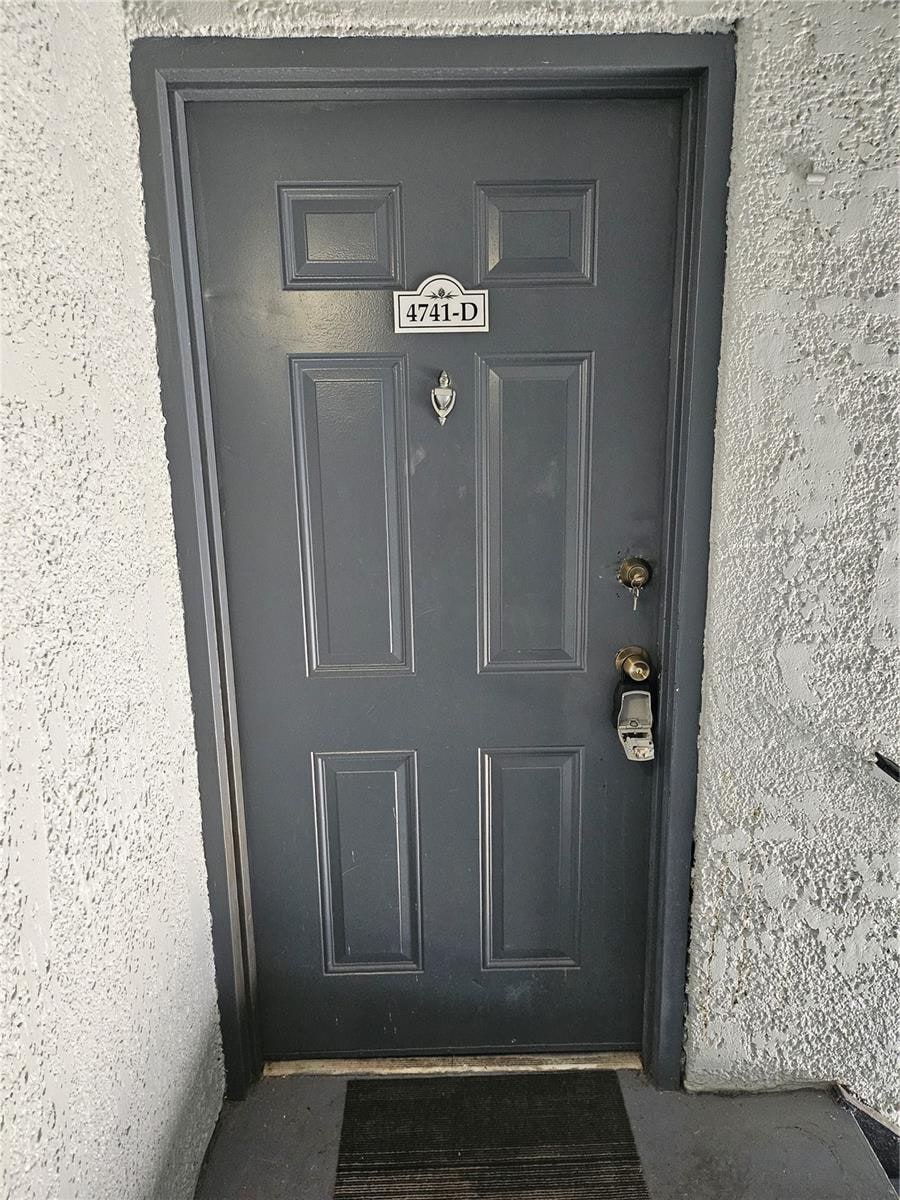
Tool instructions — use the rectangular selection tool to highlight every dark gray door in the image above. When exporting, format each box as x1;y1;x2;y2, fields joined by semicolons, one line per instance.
186;94;679;1058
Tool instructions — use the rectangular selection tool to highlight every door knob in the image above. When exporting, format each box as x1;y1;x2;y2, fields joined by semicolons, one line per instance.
615;645;652;682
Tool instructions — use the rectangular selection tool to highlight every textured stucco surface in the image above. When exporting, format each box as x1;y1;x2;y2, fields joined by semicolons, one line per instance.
1;4;223;1199
121;0;900;1125
2;3;897;1196
680;2;899;1127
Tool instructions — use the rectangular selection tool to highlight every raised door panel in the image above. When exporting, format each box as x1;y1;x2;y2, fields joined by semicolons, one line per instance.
278;183;403;288
290;356;413;675
481;747;583;969
477;353;592;672
475;181;596;285
313;750;422;973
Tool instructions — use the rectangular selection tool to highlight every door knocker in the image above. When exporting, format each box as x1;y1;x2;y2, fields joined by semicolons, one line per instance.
431;370;456;426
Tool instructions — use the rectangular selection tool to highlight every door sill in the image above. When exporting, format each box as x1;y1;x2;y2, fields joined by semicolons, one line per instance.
264;1051;642;1078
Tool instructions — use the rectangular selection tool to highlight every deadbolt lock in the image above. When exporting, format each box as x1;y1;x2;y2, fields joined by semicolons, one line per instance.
615;645;652;682
617;556;652;610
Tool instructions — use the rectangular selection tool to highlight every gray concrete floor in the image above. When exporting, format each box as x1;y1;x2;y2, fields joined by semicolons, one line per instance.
194;1070;895;1200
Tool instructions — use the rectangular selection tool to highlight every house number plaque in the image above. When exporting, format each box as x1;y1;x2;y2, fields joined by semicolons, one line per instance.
393;274;489;333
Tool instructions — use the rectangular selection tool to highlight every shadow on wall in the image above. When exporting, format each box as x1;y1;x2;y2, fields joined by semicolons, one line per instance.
148;1018;224;1200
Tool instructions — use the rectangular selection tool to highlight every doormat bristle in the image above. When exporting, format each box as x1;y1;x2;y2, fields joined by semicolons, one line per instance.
332;1070;650;1198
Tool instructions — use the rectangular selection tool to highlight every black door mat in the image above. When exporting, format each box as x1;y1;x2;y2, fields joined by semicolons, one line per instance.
332;1071;650;1198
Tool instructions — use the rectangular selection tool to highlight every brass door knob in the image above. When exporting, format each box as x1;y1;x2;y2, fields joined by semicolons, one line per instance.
615;645;652;682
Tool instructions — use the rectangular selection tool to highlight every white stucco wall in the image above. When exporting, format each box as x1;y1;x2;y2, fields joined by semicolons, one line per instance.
1;4;223;1199
2;2;897;1196
679;2;899;1124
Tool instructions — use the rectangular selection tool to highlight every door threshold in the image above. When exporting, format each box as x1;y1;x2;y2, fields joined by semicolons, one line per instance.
264;1051;642;1079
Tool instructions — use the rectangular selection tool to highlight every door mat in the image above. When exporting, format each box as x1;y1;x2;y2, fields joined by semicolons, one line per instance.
332;1070;650;1198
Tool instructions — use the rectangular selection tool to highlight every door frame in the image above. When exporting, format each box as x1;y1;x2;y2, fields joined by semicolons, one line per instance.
130;34;735;1098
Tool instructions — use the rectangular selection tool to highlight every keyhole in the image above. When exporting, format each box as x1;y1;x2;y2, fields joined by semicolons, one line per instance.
617;556;652;609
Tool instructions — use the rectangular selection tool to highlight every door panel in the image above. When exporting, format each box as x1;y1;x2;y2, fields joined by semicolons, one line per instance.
290;356;413;674
477;353;592;671
278;183;404;288
475;181;597;286
186;94;680;1057
481;747;582;969
314;750;422;973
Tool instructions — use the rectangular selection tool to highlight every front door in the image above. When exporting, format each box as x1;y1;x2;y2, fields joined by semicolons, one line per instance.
185;91;680;1058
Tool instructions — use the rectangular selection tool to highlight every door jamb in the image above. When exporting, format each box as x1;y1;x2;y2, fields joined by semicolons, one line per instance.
130;34;735;1099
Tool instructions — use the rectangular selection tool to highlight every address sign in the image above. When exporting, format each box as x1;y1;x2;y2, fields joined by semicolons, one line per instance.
393;274;489;333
